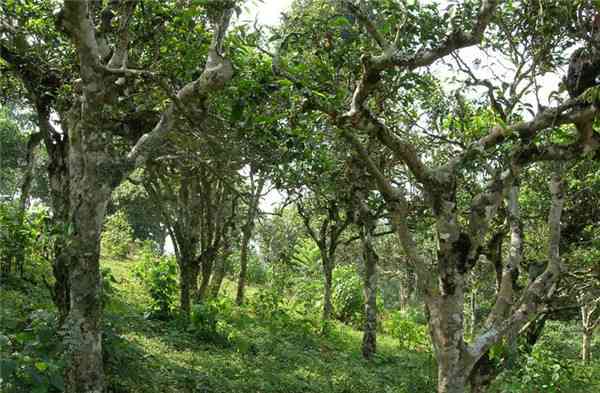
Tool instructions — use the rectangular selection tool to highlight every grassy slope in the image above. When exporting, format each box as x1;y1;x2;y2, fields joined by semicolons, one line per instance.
101;258;436;393
2;257;598;393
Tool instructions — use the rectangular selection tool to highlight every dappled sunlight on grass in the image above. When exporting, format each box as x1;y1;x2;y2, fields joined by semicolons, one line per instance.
100;258;437;393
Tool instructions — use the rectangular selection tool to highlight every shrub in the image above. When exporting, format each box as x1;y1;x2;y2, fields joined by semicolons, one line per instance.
247;255;268;285
100;266;117;307
101;210;134;259
134;244;178;320
0;202;54;277
384;309;430;351
493;346;591;393
0;309;64;393
331;264;364;327
189;298;235;345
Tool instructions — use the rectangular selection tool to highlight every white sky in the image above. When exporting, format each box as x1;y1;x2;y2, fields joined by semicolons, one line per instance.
238;0;294;27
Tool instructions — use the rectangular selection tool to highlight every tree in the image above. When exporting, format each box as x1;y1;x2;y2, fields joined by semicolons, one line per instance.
296;193;351;323
235;167;266;305
347;157;380;359
273;1;600;391
1;1;238;391
145;158;240;315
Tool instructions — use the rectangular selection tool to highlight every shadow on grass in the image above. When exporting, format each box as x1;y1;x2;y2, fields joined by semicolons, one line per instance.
101;260;437;393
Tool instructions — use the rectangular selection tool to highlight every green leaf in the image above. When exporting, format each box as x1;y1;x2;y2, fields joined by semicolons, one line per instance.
0;359;18;375
331;16;351;27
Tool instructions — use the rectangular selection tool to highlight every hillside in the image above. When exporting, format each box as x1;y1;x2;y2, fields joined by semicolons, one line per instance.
2;255;598;393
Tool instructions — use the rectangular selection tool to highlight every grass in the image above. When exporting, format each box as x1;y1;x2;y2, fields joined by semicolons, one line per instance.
101;258;436;393
2;257;599;393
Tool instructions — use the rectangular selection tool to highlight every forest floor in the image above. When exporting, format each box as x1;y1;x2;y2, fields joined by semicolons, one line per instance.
101;258;437;393
2;257;599;393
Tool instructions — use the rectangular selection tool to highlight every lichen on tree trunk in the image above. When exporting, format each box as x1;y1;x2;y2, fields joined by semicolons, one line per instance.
361;225;378;359
322;259;333;322
179;256;200;317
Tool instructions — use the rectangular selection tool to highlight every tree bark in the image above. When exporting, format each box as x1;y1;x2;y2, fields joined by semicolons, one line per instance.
41;112;71;322
197;250;216;302
179;255;199;316
428;285;470;393
361;224;378;359
210;251;230;298
63;119;115;393
236;227;252;305
323;256;333;321
236;176;264;305
582;328;592;363
64;194;109;393
580;302;598;363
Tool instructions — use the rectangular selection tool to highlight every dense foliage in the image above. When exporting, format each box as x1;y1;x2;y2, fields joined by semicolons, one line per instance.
1;0;600;393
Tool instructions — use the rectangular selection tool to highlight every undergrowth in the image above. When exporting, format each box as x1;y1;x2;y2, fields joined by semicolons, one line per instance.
1;256;598;393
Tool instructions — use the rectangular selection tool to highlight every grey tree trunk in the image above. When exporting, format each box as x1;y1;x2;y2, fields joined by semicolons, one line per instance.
179;256;200;316
323;257;334;322
210;252;230;298
42;121;71;322
64;195;109;393
428;281;469;393
361;228;378;359
236;176;264;305
197;252;215;302
63;122;114;393
582;329;592;363
580;302;598;364
236;229;252;305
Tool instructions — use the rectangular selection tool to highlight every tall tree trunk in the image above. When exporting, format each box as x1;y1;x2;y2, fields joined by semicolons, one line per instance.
361;227;378;359
209;256;227;298
236;176;264;305
48;155;70;324
64;200;108;393
580;302;597;363
40;107;71;323
429;287;469;393
582;328;592;363
323;256;333;321
179;256;199;316
430;210;471;393
236;228;252;305
63;128;114;393
211;243;232;298
197;250;216;301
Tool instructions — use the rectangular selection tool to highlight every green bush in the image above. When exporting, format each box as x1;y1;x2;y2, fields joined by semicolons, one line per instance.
0;309;64;393
134;244;178;319
493;346;591;393
189;298;235;345
384;309;430;352
331;264;364;327
0;202;54;277
100;266;117;307
247;255;268;285
100;210;134;259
